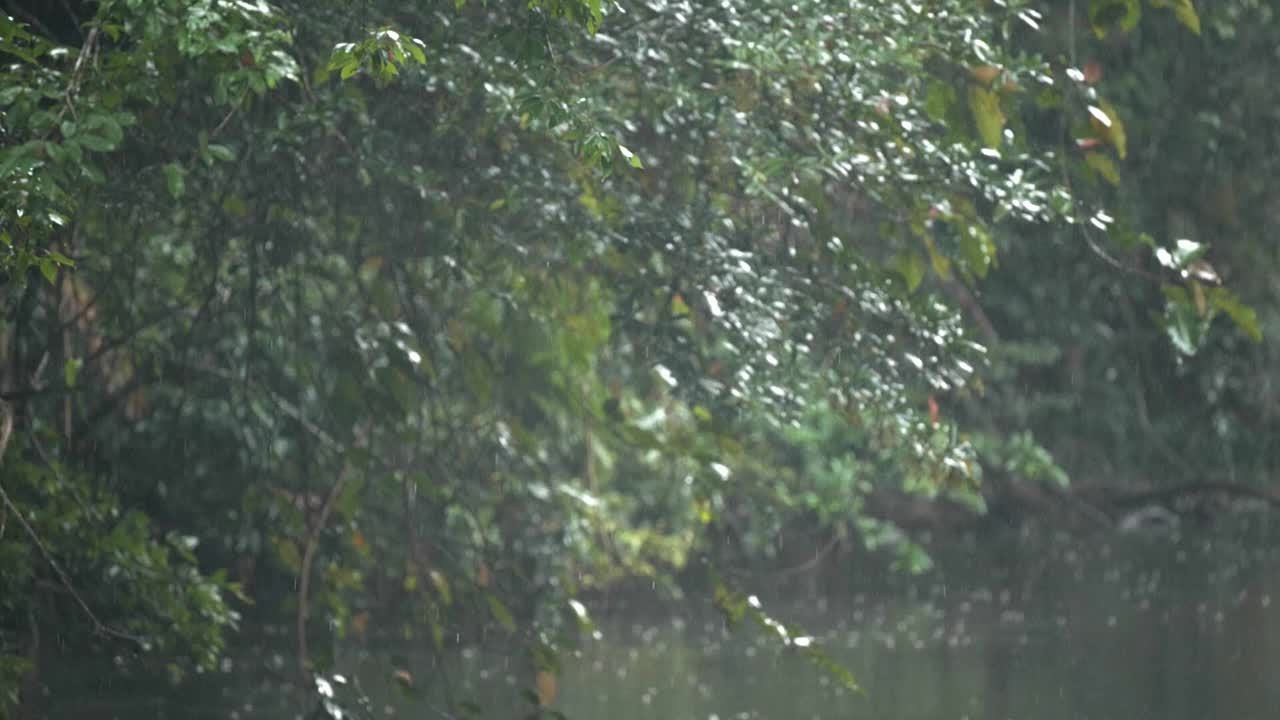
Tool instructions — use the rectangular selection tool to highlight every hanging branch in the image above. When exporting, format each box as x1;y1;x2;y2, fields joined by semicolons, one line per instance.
296;462;351;681
0;401;143;646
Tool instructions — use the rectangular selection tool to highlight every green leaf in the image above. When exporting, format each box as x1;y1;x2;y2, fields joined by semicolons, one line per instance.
36;257;57;284
406;38;427;65
206;144;236;162
924;81;956;123
617;144;643;169
1209;288;1262;342
46;250;75;267
1089;0;1141;37
0;141;39;179
96;115;124;146
81;161;105;184
222;194;249;217
967;87;1005;148
1172;238;1207;266
1163;291;1209;355
1155;238;1207;270
77;132;116;152
894;252;925;292
959;224;996;278
164;162;186;200
487;594;517;633
326;43;354;71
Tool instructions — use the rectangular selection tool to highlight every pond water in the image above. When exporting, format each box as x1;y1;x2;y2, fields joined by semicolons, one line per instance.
513;526;1280;720
44;522;1280;720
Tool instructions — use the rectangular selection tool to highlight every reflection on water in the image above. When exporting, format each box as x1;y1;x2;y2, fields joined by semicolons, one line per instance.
500;526;1280;720
46;522;1280;719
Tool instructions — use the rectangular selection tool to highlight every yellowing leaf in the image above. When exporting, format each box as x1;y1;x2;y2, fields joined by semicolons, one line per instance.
1084;152;1120;186
968;65;1001;87
967;87;1005;148
1153;0;1200;34
671;292;690;316
351;611;370;636
1090;100;1127;159
359;256;384;281
535;670;557;706
1173;0;1201;33
429;569;452;606
923;236;951;279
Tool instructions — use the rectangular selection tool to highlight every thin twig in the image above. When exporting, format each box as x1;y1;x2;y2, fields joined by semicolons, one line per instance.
208;97;244;141
62;27;99;119
0;483;144;646
297;464;351;680
0;373;137;646
771;531;841;579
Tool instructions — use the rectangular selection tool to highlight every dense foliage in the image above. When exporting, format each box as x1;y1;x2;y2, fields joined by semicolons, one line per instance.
0;0;1262;716
962;0;1280;493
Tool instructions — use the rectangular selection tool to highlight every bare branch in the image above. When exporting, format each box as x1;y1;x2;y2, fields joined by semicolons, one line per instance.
297;463;351;680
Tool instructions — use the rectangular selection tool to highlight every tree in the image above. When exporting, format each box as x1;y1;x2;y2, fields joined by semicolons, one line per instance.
0;0;1244;715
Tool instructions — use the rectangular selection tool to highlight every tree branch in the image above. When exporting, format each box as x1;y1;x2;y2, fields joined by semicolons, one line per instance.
0;438;144;646
297;463;350;681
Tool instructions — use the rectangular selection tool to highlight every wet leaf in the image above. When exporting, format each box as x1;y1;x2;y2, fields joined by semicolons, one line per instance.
924;81;956;122
895;251;925;292
429;570;452;606
1089;100;1127;159
1163;291;1209;355
1209;288;1262;342
1084;152;1120;185
206;144;236;162
617;144;643;169
968;86;1005;148
487;594;517;632
924;236;951;279
959;223;996;277
164;162;186;200
1089;0;1141;37
1152;0;1200;34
